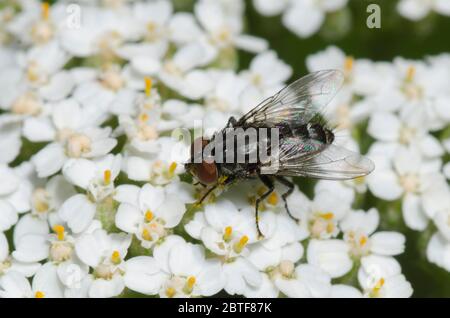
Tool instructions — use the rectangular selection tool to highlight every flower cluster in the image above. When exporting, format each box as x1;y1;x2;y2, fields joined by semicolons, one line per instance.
0;0;448;298
252;0;450;37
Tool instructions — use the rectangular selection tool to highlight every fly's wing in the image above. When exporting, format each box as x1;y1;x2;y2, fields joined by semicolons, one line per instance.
261;138;374;180
238;70;344;128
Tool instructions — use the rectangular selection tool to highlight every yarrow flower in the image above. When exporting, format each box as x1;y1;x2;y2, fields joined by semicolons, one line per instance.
0;0;448;299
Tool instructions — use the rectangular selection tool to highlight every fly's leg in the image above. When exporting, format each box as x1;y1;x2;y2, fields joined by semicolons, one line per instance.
196;184;218;206
275;176;298;222
226;116;238;128
255;174;274;238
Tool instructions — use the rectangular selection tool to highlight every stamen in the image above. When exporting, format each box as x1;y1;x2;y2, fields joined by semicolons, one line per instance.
233;235;249;254
326;222;334;233
35;291;45;298
53;224;65;241
41;3;50;20
138;112;149;123
111;250;121;264
104;170;112;185
166;287;176;298
145;77;152;97
142;228;153;241
406;66;415;82
320;212;334;220
223;226;232;242
168;162;177;176
344;56;354;73
267;192;278;205
145;210;154;222
183;276;196;294
373;278;385;294
359;236;368;246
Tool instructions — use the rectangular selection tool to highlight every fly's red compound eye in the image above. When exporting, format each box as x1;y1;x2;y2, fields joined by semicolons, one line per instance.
194;161;218;185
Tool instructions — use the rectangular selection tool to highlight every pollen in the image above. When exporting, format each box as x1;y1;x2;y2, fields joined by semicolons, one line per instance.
138;112;149;123
233;235;249;254
372;278;385;297
344;56;354;73
359;236;368;246
168;162;177;175
104;169;112;185
35;291;45;298
320;212;334;220
145;210;154;222
53;224;65;241
326;222;334;234
223;226;232;242
406;65;415;82
145;77;152;97
142;228;153;241
166;287;176;298
187;276;196;288
41;3;50;20
111;250;121;264
267;192;278;205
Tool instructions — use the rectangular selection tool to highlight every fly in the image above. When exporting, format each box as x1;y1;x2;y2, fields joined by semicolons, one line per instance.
185;70;374;237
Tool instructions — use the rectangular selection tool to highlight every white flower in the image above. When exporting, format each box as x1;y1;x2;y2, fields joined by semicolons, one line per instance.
283;0;348;38
75;228;132;298
159;42;214;100
358;255;413;298
195;0;268;53
274;263;332;298
397;0;450;21
340;208;406;258
368;110;443;160
59;154;121;233
124;235;225;298
367;147;446;230
245;242;304;297
115;182;194;249
427;233;450;272
30;99;117;177
295;189;350;240
0;266;64;298
122;136;186;185
0;232;41;278
185;200;263;295
307;239;353;278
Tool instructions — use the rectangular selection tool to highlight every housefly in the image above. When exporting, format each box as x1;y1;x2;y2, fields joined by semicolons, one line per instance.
185;70;374;236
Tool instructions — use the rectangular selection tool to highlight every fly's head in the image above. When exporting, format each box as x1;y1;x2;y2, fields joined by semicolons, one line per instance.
185;137;218;186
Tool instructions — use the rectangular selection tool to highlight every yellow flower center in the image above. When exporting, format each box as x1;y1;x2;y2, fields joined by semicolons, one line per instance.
111;250;121;265
344;56;354;73
183;276;196;294
233;235;249;254
145;77;152;97
53;224;65;241
267;192;278;206
35;291;45;298
67;134;92;158
142;228;153;241
165;287;176;298
223;226;233;242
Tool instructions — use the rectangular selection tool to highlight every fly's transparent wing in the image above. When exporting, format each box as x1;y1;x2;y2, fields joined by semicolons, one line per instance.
238;70;344;128
263;141;374;180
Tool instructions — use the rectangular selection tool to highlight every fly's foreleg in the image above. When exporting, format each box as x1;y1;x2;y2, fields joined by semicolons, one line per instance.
255;174;274;238
275;176;298;222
